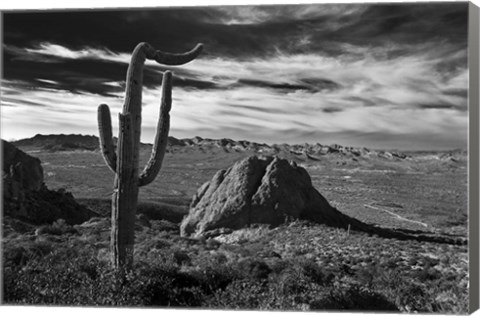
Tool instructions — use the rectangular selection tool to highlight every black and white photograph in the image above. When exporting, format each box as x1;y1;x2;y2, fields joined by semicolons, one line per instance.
1;1;478;313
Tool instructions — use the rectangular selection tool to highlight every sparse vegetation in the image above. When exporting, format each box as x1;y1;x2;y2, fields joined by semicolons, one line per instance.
3;136;469;312
3;215;468;312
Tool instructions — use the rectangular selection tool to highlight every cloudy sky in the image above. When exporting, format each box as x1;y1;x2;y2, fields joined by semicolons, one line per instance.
1;2;469;150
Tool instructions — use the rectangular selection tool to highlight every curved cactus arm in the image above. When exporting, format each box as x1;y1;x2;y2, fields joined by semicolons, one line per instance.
98;104;117;173
138;71;172;187
143;42;203;66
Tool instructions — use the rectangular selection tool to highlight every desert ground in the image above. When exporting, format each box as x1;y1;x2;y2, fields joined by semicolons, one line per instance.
2;135;469;312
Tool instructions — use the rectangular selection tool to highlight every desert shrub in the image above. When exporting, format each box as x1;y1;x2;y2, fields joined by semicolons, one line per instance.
138;247;178;269
188;259;240;294
149;219;179;233
205;238;221;250
298;258;335;286
35;219;78;236
3;239;54;267
428;288;469;314
135;236;173;255
137;201;186;223
272;264;328;308
413;266;442;282
310;284;398;311
137;267;205;306
274;265;311;296
235;258;272;280
205;279;273;309
393;281;432;312
173;249;191;265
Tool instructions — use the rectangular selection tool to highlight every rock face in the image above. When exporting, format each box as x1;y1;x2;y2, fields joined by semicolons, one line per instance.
3;140;44;193
2;140;97;224
180;156;357;237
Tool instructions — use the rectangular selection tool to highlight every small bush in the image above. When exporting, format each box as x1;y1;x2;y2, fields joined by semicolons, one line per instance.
299;259;334;286
35;219;78;236
206;279;271;309
310;285;398;311
235;258;272;280
3;240;54;267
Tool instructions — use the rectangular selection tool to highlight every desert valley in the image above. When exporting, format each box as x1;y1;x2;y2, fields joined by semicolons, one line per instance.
2;133;469;312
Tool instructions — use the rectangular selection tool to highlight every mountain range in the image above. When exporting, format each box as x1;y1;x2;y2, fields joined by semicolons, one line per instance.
10;133;467;162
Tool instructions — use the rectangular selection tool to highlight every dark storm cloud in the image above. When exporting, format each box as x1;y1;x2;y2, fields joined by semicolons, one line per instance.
1;3;469;149
2;9;208;53
3;47;125;96
201;3;468;59
2;3;468;94
3;43;219;96
318;3;468;47
2;7;291;60
4;3;467;60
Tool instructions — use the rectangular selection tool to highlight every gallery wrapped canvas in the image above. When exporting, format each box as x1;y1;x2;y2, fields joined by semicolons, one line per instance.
1;1;479;314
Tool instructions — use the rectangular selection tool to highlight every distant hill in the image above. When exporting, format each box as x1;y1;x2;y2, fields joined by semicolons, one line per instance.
11;133;466;163
13;134;100;151
12;134;152;152
12;134;379;155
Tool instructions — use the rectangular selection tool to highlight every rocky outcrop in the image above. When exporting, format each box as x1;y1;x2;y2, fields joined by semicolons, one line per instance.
3;140;44;193
180;156;360;237
2;140;97;224
180;155;466;245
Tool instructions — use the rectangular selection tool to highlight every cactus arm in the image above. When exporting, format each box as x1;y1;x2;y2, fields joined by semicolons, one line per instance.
138;71;172;187
97;104;117;173
143;42;203;66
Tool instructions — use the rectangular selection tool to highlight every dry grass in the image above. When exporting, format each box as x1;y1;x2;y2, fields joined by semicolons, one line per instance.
3;146;468;312
3;216;468;312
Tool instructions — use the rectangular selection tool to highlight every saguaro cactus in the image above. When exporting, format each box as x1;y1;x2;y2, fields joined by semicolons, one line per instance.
97;42;202;269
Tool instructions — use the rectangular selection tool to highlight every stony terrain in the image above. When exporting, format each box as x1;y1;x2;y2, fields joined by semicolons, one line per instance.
2;134;469;312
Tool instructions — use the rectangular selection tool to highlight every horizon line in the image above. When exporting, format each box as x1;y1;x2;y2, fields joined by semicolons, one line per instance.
3;132;468;153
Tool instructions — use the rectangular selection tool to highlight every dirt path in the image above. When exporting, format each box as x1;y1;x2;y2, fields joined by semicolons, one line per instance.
364;204;429;228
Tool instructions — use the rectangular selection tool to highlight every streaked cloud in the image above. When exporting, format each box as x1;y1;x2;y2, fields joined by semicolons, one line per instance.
1;3;469;150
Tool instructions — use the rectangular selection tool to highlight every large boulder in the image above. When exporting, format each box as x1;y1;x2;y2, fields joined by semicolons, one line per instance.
180;155;357;237
2;140;97;224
